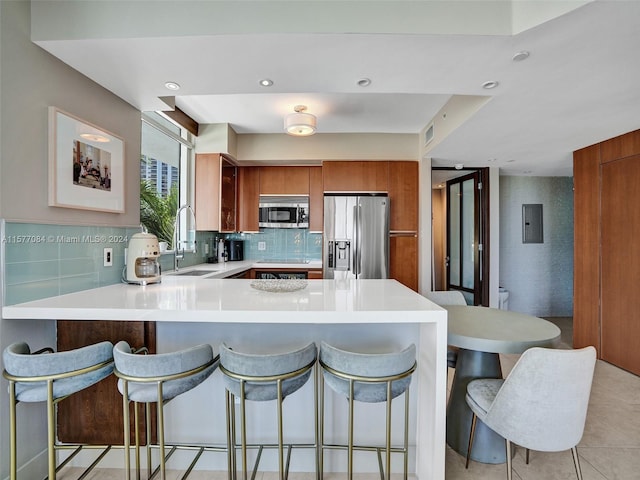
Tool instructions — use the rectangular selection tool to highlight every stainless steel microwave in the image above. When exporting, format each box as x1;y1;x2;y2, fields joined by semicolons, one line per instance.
258;196;309;228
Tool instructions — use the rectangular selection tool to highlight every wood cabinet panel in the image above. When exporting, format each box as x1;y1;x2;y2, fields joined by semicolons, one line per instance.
308;269;323;279
388;161;419;232
600;156;640;375
390;234;418;292
572;145;601;351
322;161;389;192
221;160;237;232
57;320;156;444
600;129;640;163
238;167;260;232
309;166;323;232
195;154;221;231
260;166;309;194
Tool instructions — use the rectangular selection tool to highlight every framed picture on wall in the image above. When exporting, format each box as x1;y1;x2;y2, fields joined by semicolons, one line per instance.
48;106;125;213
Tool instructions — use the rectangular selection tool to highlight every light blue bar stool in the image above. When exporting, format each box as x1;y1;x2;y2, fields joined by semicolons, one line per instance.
2;341;114;480
319;341;417;480
113;341;221;480
219;342;318;480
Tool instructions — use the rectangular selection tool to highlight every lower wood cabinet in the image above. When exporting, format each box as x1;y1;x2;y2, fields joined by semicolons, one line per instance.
390;234;418;292
57;320;156;444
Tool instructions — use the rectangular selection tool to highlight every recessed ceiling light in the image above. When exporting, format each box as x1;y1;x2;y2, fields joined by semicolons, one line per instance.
512;51;530;62
488;158;497;162
507;159;516;163
454;163;464;170
523;170;533;174
482;80;499;90
164;81;180;91
357;78;371;87
260;79;274;87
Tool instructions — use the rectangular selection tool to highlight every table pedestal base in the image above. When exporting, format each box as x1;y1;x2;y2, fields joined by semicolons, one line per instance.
446;349;507;464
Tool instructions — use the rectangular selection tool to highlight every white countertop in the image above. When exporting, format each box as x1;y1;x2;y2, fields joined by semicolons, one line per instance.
2;276;445;324
168;259;322;279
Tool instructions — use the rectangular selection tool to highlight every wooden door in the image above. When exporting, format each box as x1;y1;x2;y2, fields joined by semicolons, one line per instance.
600;156;640;375
237;166;260;232
390;234;418;291
194;154;221;231
220;159;237;232
57;320;156;444
309;166;323;231
259;166;310;194
322;161;388;192
388;161;418;232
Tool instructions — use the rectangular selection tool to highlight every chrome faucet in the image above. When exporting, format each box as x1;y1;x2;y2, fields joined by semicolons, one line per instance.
173;204;197;272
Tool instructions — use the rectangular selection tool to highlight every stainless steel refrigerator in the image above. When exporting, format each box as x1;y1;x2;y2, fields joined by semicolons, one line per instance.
323;194;390;279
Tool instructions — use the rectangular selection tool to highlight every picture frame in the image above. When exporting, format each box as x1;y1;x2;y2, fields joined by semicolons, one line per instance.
48;106;125;213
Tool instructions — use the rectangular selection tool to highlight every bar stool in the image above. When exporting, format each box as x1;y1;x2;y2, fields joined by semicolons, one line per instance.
2;341;114;480
219;342;318;480
318;341;417;480
113;341;221;480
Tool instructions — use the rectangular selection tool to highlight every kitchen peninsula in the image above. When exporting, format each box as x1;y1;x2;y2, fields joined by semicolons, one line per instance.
3;276;447;479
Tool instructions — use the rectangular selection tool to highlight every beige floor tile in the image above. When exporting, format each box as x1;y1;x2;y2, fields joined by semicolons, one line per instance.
446;445;520;480
582;402;640;448
510;448;607;480
579;447;640;480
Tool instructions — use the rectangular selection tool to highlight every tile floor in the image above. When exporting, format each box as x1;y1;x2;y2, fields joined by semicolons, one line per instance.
58;318;640;480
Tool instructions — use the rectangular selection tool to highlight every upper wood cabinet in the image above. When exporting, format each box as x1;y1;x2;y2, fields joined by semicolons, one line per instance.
260;166;310;195
220;159;237;232
195;153;221;231
237;167;260;232
309;166;323;232
322;161;389;192
195;153;236;232
388;161;419;232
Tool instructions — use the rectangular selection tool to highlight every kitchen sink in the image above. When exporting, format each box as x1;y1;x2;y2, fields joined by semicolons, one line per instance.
175;270;217;276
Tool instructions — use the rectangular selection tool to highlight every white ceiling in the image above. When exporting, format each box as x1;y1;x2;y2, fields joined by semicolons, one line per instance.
32;1;640;177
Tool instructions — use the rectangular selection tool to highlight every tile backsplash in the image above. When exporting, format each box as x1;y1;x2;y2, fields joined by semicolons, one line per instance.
2;222;322;306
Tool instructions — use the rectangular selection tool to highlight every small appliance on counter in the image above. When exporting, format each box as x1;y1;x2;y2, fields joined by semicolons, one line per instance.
227;239;244;261
124;232;161;285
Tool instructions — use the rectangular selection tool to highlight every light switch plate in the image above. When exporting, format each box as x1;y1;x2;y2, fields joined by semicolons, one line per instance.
103;248;113;267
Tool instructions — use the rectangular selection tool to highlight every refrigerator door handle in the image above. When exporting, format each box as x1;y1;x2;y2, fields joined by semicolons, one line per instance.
355;203;362;276
327;240;334;268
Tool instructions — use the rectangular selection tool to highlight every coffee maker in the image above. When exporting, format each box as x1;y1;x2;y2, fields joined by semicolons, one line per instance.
125;233;161;285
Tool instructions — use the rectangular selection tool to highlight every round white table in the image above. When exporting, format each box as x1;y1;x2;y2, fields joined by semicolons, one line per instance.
445;305;561;464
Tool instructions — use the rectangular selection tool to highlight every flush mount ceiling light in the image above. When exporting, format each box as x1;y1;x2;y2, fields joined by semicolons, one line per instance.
482;80;499;90
284;105;317;136
259;78;274;87
164;81;180;91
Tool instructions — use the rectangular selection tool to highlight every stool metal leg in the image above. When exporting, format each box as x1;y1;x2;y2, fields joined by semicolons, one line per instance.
122;381;131;480
403;385;410;480
46;380;56;480
318;370;325;480
157;382;166;480
240;380;248;480
9;381;17;480
385;381;392;480
276;379;284;480
348;379;355;480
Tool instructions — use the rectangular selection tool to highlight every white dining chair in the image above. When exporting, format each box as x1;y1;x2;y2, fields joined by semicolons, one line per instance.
425;290;467;368
465;346;597;480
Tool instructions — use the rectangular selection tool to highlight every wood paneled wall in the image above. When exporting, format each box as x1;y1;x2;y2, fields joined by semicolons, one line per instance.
573;129;640;375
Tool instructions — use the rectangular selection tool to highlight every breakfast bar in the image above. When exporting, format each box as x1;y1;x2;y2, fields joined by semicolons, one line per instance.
2;277;448;480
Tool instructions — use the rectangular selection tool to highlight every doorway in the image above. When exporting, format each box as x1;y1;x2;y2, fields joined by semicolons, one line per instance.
432;167;489;306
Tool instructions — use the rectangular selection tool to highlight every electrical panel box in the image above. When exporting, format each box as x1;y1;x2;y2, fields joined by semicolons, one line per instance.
522;204;544;244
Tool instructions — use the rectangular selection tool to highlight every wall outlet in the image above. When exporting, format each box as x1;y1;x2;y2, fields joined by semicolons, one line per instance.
103;248;113;267
258;241;266;251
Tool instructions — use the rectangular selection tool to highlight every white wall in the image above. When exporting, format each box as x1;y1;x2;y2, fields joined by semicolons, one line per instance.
0;3;141;478
499;176;574;316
